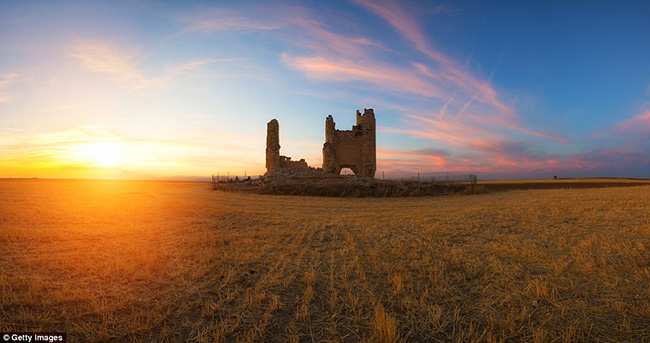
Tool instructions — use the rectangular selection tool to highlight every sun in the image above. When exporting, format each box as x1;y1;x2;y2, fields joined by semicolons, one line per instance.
76;142;122;167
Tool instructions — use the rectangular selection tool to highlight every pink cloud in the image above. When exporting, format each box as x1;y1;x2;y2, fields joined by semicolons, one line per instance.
354;1;504;109
294;26;384;58
379;148;449;167
169;2;643;178
181;8;281;34
398;113;511;152
465;111;566;142
353;0;563;142
278;0;564;164
283;54;447;98
276;8;388;58
380;116;634;175
562;146;648;171
353;0;450;65
615;110;650;137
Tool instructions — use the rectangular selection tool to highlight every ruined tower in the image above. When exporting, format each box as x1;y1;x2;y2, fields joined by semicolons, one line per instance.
322;108;376;177
265;118;310;175
266;119;280;172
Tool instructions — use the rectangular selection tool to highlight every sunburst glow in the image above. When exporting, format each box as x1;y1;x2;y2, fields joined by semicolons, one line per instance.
1;1;649;179
75;142;122;167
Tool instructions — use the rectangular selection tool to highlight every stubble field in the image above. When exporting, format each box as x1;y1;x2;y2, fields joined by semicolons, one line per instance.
1;179;649;342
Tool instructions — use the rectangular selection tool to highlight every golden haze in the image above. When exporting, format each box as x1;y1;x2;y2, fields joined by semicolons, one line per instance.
1;179;649;342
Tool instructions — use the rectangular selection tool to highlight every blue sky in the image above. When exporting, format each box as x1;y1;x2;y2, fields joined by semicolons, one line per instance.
1;0;649;179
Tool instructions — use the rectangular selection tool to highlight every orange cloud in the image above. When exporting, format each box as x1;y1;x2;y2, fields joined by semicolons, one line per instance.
0;125;265;179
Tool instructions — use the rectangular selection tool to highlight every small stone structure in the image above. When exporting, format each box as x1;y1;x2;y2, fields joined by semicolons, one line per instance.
323;109;376;177
265;119;311;176
265;119;281;171
265;109;376;178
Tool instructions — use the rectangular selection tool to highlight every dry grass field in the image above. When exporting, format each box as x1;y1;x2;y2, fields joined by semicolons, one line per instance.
480;178;650;192
1;179;650;342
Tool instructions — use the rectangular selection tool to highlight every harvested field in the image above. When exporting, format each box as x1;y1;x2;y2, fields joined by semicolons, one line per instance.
1;179;650;342
480;178;650;192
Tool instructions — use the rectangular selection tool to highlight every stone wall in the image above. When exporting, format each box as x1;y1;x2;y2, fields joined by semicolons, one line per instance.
265;119;280;171
322;109;376;177
265;118;313;176
279;156;308;169
265;109;377;178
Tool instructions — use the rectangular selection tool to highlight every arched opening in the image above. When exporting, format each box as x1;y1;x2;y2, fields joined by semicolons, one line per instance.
340;167;354;176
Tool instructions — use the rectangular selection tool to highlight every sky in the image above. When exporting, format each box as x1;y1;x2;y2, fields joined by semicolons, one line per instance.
1;0;649;180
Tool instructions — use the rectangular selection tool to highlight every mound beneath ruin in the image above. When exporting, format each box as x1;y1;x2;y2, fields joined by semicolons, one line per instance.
212;174;471;197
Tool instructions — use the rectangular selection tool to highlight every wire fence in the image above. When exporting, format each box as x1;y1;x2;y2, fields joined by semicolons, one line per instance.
377;171;478;184
212;171;477;186
211;172;262;189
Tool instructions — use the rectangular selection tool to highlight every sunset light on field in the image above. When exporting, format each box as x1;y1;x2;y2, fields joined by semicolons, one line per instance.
1;1;649;180
2;2;650;340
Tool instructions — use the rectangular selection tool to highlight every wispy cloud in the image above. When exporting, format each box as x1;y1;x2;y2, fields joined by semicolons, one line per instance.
186;17;280;33
353;0;450;65
165;2;641;178
565;146;650;173
70;41;166;90
615;110;650;138
177;8;281;38
69;40;232;91
379;148;449;169
0;125;265;177
352;1;482;94
276;1;562;176
353;0;556;136
283;54;446;98
315;0;572;175
0;73;19;103
163;57;241;79
276;6;388;58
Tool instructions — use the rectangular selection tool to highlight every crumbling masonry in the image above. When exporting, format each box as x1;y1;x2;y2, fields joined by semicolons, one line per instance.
265;119;309;172
323;109;376;177
265;109;376;178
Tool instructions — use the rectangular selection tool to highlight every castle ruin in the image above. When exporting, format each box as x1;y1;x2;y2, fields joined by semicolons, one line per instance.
323;109;376;177
265;119;309;173
265;109;376;178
